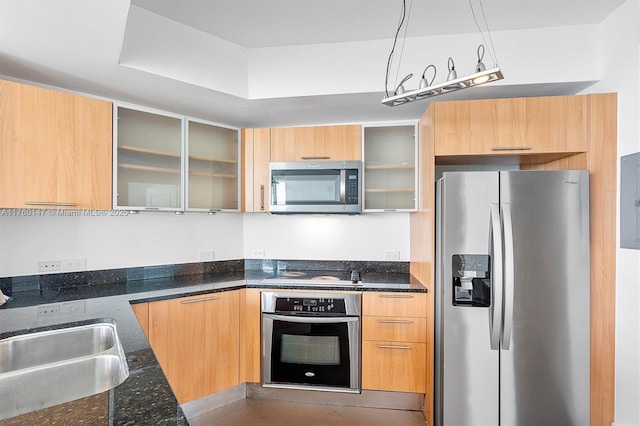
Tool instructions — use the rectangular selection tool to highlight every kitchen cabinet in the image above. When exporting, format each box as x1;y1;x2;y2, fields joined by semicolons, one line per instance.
187;119;240;211
239;288;262;383
148;291;240;404
363;123;417;211
434;95;588;159
0;79;112;209
271;124;361;162
361;292;427;393
114;106;183;210
241;128;271;212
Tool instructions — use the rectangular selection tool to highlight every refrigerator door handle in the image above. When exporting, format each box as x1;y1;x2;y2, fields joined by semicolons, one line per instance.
489;203;503;351
501;203;515;350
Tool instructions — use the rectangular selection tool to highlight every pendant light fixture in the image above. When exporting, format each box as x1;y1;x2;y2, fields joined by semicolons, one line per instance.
382;0;504;107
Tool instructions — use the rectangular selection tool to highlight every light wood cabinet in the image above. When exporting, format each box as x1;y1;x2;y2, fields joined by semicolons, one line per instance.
363;124;417;211
434;95;588;159
241;128;271;212
0;79;112;209
239;288;262;383
271;124;361;162
148;291;240;404
361;292;427;393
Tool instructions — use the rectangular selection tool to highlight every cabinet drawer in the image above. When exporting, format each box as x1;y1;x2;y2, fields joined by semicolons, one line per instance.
362;316;426;342
361;340;426;393
363;292;427;317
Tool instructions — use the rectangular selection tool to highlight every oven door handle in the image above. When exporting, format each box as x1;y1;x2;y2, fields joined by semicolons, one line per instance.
263;314;359;324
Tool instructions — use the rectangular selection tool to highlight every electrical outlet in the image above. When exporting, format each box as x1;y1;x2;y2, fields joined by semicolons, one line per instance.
252;248;265;258
60;301;86;315
37;260;61;273
61;258;86;271
385;251;400;261
200;250;215;261
37;305;60;318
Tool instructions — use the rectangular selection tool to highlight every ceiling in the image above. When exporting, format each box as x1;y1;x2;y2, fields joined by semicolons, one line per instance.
0;0;625;128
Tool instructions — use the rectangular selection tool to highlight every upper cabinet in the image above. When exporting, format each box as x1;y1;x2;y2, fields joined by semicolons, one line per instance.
271;124;362;162
114;105;240;212
0;79;112;210
241;128;271;213
114;106;183;211
434;95;588;158
187;120;239;211
363;123;417;211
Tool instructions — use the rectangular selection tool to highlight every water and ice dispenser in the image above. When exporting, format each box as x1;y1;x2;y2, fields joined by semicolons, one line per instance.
452;254;491;307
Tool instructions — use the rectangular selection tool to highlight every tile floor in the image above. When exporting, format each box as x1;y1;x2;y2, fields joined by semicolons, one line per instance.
188;398;426;426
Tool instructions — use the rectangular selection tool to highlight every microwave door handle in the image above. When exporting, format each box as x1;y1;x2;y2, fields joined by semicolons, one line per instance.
340;169;346;203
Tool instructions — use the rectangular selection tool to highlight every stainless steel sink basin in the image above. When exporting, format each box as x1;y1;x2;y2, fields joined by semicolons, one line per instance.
0;320;129;420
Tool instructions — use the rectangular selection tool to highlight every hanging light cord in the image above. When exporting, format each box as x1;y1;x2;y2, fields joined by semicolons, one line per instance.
384;0;408;98
468;0;499;65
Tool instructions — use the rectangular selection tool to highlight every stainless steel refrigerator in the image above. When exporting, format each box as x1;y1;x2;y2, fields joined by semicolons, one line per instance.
435;170;590;426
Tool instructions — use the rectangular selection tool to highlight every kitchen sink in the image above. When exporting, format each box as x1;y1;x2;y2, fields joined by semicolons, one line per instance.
0;319;129;420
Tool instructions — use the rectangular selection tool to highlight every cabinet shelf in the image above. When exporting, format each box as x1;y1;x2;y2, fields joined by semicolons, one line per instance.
365;188;414;193
365;164;414;170
119;145;180;158
189;170;237;179
189;154;237;164
118;163;180;174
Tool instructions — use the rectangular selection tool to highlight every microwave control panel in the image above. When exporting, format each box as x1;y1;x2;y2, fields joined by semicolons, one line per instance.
345;169;359;204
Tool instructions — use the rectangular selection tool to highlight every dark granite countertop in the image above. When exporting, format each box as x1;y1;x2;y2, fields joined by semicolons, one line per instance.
0;260;427;425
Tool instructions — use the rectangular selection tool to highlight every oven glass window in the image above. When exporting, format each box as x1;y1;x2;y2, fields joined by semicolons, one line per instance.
281;335;340;365
271;320;351;387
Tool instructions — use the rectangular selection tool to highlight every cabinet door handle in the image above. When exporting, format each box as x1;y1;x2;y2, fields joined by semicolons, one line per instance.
378;294;414;299
377;345;412;350
25;201;76;207
300;156;330;160
378;320;413;324
181;296;217;304
260;184;265;211
491;146;532;151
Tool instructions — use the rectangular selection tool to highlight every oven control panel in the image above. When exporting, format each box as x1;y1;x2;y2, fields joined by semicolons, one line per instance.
275;297;347;314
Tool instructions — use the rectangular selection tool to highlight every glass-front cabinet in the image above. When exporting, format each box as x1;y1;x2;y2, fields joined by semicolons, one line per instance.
187;120;239;211
113;105;240;212
362;123;417;211
115;107;183;210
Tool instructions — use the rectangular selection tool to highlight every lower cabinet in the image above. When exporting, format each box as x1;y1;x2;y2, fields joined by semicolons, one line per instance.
362;292;427;393
147;290;240;404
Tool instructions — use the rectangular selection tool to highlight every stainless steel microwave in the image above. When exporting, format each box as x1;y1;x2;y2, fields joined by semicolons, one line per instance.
269;161;362;214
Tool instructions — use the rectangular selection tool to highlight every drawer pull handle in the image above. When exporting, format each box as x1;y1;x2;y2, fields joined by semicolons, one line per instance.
378;345;412;350
25;201;76;207
181;296;217;304
378;295;414;299
491;146;532;151
301;156;330;160
378;320;413;324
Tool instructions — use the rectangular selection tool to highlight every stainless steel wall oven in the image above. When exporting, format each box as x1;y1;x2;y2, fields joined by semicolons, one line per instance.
261;291;361;393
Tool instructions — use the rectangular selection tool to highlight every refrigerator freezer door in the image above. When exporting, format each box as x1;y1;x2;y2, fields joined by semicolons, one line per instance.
499;170;590;426
436;172;500;426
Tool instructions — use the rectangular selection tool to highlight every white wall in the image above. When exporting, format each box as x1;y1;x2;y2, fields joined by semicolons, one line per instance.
581;1;640;425
0;212;244;277
242;213;410;261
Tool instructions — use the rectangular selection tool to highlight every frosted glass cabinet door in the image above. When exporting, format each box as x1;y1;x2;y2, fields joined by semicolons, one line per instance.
363;124;417;211
115;107;183;210
187;121;240;211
